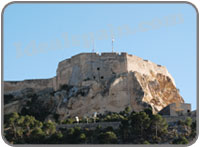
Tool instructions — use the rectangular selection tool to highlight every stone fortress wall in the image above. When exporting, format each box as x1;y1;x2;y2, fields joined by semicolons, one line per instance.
56;52;128;90
4;78;56;94
4;52;175;94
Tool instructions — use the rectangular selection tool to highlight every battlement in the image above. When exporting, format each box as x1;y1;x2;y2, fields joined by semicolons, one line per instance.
70;52;128;58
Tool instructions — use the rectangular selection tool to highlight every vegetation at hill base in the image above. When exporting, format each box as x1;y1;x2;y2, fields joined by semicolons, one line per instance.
4;107;196;144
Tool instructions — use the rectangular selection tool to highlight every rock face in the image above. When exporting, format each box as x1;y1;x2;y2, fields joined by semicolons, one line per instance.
4;52;184;120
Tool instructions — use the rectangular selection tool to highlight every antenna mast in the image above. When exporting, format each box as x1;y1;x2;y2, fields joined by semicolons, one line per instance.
92;39;95;52
112;36;115;52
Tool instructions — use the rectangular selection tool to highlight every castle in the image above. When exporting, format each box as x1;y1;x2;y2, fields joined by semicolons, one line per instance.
4;52;184;116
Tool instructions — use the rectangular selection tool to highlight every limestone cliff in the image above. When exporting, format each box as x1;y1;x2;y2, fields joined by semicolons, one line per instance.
4;52;184;120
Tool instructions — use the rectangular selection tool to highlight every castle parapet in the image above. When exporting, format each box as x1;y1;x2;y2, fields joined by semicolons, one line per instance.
101;52;119;57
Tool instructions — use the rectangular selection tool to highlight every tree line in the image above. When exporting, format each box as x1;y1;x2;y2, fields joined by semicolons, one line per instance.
4;107;196;144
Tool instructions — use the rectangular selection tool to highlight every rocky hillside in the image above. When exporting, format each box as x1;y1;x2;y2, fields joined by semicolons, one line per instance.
4;53;184;121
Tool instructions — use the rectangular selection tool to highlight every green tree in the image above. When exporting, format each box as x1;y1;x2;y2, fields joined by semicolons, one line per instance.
98;131;118;144
172;136;189;144
185;117;192;127
4;113;44;144
119;118;130;142
62;118;74;124
130;112;150;137
79;133;86;143
7;112;20;139
29;128;45;143
23;115;42;137
149;114;168;138
190;121;196;138
43;120;56;136
143;140;150;144
66;127;83;144
144;107;153;117
47;131;63;144
124;106;131;116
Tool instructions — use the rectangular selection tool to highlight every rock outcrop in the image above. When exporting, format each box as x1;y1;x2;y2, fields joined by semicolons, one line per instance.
4;52;184;121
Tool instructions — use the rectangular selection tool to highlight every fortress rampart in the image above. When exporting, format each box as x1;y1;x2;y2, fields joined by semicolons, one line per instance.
4;78;56;93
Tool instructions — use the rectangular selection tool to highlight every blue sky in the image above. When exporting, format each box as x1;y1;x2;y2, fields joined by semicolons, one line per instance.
3;3;197;110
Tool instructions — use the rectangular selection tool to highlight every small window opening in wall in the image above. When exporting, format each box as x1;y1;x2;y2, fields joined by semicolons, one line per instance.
97;67;100;70
187;110;190;113
101;76;104;79
93;76;96;79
